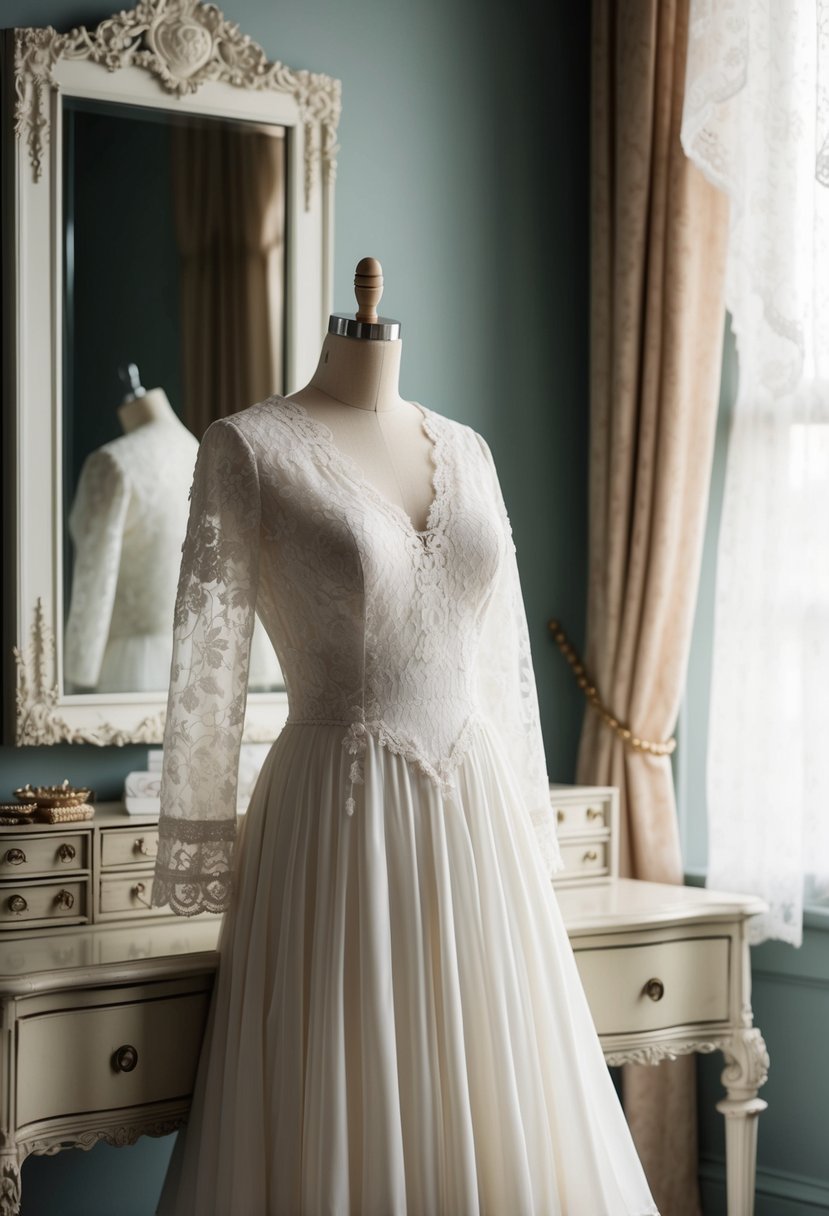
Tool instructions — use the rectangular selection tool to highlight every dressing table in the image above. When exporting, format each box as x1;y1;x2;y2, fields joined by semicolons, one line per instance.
0;792;767;1216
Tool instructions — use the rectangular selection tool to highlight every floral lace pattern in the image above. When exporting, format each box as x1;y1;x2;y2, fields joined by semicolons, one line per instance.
682;0;829;944
152;396;562;915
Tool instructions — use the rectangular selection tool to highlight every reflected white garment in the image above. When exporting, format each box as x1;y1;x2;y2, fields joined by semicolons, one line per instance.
65;414;280;694
65;416;199;692
152;397;657;1215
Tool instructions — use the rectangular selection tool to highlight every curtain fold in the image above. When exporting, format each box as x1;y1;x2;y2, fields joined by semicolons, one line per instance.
581;1;729;1210
171;121;285;438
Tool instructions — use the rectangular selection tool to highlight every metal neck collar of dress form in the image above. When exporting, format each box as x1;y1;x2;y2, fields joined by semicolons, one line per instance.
328;313;402;342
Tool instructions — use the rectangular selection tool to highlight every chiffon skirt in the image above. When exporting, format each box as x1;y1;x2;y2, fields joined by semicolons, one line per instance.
156;720;658;1215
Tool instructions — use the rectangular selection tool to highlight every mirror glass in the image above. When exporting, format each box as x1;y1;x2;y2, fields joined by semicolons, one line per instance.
60;97;286;696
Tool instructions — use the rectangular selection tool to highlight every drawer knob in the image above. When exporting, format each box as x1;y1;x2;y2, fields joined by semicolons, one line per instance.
112;1044;139;1073
133;837;157;858
645;977;665;1002
4;848;26;866
556;809;565;824
586;807;603;822
57;843;76;863
582;849;599;863
131;881;152;909
55;888;75;910
8;894;27;914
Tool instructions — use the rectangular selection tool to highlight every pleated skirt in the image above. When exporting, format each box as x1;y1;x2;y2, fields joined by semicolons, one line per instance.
156;720;658;1215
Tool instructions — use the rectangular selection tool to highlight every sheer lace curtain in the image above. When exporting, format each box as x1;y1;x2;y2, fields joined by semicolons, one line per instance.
681;0;829;945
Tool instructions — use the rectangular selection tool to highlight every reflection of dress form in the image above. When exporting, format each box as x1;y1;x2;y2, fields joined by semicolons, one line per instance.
65;390;199;693
65;390;279;694
152;264;657;1215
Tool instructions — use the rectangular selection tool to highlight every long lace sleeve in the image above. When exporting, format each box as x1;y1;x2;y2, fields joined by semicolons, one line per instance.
151;417;261;916
64;450;130;690
475;434;564;879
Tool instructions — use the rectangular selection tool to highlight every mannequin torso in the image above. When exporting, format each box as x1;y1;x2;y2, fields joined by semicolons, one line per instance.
287;333;437;533
117;387;185;434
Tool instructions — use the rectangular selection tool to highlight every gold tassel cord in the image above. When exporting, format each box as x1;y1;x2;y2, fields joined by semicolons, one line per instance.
547;619;676;757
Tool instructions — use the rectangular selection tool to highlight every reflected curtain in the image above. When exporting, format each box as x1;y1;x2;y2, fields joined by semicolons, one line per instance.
171;123;285;438
581;1;729;1211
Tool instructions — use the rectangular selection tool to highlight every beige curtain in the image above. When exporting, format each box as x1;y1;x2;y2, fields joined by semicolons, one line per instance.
581;1;729;1212
171;122;285;438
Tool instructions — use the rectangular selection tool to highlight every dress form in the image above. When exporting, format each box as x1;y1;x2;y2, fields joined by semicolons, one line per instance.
287;258;436;532
118;386;185;435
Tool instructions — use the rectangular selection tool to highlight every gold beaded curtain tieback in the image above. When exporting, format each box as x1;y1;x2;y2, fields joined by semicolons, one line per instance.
547;620;676;758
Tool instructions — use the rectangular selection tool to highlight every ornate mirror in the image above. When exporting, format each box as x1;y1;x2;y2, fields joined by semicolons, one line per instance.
2;0;341;745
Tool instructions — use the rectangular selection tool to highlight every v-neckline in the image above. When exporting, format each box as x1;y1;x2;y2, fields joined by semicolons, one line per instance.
275;394;447;539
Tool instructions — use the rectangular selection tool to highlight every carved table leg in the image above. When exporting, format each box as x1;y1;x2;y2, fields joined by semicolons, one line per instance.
716;1028;770;1216
0;1153;21;1216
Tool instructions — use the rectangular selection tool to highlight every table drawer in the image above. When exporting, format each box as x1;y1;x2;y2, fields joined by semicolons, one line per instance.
99;873;167;919
0;833;88;877
555;839;610;881
0;879;88;929
100;828;159;869
16;989;210;1126
574;936;731;1035
551;796;611;836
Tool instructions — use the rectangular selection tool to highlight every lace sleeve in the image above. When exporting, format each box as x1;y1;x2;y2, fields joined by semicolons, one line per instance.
475;433;564;879
64;450;130;691
151;418;261;916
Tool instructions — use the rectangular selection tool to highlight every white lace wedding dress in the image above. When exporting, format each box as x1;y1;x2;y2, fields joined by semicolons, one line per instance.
151;395;657;1215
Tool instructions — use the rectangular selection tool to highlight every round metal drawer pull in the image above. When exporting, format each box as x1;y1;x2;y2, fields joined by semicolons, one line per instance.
133;837;157;858
586;807;603;822
645;977;665;1002
8;894;27;914
556;809;565;824
57;843;76;863
4;848;26;866
112;1044;139;1073
582;849;599;863
55;888;75;910
132;882;152;909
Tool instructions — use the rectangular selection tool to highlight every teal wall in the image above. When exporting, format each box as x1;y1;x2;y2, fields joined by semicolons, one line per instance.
682;328;829;1212
1;1;590;1211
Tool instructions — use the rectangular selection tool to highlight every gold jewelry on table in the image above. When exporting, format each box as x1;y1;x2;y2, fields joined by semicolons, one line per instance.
0;804;36;825
34;803;95;824
14;779;92;808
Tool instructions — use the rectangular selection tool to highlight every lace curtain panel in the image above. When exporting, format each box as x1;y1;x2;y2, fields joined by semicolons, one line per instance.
681;0;829;945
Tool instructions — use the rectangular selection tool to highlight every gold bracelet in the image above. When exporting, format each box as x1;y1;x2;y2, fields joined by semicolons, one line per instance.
547;619;676;757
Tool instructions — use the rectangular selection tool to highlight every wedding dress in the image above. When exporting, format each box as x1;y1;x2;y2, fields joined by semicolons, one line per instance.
152;395;657;1215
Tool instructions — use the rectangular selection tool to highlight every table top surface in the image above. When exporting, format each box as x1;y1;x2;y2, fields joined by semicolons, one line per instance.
0;877;766;996
556;877;766;936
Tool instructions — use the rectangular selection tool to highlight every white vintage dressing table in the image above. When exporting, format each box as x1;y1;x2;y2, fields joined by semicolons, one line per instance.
0;791;767;1216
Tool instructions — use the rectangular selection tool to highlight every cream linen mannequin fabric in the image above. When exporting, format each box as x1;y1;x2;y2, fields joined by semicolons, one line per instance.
65;414;199;693
152;396;658;1215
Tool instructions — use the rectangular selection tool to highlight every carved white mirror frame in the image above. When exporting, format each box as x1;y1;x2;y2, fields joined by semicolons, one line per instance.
2;0;341;746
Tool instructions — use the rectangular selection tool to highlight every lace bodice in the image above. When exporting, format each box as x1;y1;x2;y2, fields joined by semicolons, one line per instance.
152;395;562;915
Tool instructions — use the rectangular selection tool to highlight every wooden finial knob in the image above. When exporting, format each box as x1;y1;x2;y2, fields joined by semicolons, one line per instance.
354;257;383;323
